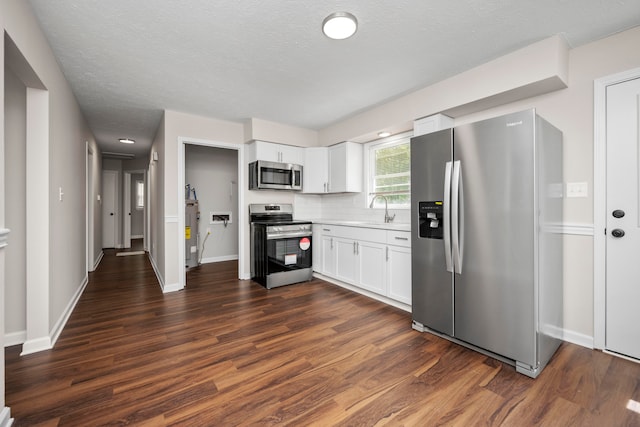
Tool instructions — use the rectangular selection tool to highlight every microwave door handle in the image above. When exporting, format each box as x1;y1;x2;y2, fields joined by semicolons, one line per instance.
444;161;453;273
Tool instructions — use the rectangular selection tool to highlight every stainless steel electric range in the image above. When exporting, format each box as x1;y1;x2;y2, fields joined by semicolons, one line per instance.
249;203;312;289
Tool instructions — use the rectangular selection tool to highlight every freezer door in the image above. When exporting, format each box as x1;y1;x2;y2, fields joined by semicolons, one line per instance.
453;110;536;366
411;129;454;335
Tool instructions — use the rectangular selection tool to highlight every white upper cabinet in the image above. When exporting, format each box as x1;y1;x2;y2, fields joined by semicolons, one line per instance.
246;140;304;165
328;142;362;193
302;147;329;193
413;113;454;137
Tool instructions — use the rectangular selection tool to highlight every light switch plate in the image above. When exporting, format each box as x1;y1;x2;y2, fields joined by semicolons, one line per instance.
566;182;588;198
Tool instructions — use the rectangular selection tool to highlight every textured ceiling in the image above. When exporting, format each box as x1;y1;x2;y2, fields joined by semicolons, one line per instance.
27;0;640;158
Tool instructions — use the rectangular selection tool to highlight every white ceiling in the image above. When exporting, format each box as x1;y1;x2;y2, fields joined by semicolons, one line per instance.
26;0;640;158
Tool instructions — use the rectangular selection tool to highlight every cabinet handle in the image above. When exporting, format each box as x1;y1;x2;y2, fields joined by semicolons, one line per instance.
386;246;389;261
331;237;333;249
324;182;327;192
353;242;356;254
323;228;331;232
394;237;409;241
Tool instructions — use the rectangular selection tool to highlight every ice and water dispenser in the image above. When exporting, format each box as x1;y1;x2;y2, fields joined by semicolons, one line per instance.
418;201;443;239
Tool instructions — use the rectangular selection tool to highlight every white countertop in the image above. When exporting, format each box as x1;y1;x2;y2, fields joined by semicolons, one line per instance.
310;219;411;232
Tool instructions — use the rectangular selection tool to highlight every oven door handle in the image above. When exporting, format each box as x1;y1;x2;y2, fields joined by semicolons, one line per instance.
266;231;312;240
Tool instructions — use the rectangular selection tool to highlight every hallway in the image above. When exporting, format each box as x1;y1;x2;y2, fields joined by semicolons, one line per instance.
5;252;640;425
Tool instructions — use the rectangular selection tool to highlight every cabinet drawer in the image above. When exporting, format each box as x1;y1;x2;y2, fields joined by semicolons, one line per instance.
387;231;411;247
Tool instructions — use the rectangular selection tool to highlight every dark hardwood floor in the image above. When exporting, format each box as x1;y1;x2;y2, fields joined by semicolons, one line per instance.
5;251;640;426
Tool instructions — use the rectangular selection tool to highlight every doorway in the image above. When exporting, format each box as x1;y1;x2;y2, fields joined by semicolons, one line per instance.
102;170;118;249
123;170;146;250
177;137;245;289
594;67;640;361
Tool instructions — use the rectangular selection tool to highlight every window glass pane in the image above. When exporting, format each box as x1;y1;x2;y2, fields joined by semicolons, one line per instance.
370;137;410;208
136;181;144;209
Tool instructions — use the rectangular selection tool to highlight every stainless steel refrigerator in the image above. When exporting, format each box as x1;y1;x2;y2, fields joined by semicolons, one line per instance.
410;109;563;378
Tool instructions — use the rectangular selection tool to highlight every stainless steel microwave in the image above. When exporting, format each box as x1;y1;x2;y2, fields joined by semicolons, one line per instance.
249;160;303;191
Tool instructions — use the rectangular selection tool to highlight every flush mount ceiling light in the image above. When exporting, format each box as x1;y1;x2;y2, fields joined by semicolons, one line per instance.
119;138;135;144
322;12;358;40
378;131;391;138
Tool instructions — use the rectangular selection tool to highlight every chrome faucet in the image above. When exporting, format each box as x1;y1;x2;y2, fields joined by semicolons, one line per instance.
369;195;396;223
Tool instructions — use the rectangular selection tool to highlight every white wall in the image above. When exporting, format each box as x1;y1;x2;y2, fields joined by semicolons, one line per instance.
88;147;102;268
0;1;6;417
4;64;27;342
185;145;238;262
149;114;165;286
244;117;318;146
2;0;100;356
130;172;144;237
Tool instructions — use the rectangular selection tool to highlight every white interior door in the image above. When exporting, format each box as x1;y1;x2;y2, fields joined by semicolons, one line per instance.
123;172;131;249
605;77;640;360
102;170;117;248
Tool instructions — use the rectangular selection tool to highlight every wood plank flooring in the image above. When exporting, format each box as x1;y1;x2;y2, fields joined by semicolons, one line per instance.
5;251;640;426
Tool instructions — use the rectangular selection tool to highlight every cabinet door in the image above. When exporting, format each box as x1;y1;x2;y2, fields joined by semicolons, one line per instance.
328;142;362;193
279;144;304;164
312;225;323;272
335;237;358;284
321;235;336;276
358;240;387;294
248;141;303;164
387;245;412;305
303;147;329;193
328;144;347;193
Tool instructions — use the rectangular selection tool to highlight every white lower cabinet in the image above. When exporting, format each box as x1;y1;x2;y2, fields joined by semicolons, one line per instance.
357;240;387;294
321;235;336;276
314;224;411;306
387;245;412;305
335;238;358;284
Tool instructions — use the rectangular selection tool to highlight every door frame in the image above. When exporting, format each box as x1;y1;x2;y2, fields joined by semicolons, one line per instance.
102;170;119;249
593;66;640;350
177;137;246;289
123;172;131;249
123;169;147;250
86;143;95;270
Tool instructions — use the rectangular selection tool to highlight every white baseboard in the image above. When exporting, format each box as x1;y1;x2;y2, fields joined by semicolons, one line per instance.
561;328;594;349
4;330;26;347
20;274;90;355
49;275;89;348
0;407;12;427
21;336;52;355
201;254;238;264
92;250;104;271
148;252;165;291
163;283;184;293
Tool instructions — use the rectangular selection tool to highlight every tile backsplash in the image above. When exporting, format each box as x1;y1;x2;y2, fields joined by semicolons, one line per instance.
294;193;410;224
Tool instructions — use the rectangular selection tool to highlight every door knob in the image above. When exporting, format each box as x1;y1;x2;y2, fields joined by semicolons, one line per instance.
110;213;114;216
611;228;625;238
612;210;625;218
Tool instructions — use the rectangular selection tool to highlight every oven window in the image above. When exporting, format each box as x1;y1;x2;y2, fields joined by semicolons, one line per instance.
267;237;312;273
261;167;291;186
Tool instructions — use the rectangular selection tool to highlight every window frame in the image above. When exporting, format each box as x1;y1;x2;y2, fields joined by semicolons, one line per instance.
365;130;413;210
135;180;144;210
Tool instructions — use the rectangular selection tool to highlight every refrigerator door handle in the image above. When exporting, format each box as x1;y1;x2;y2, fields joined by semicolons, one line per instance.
452;160;463;274
444;161;453;272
